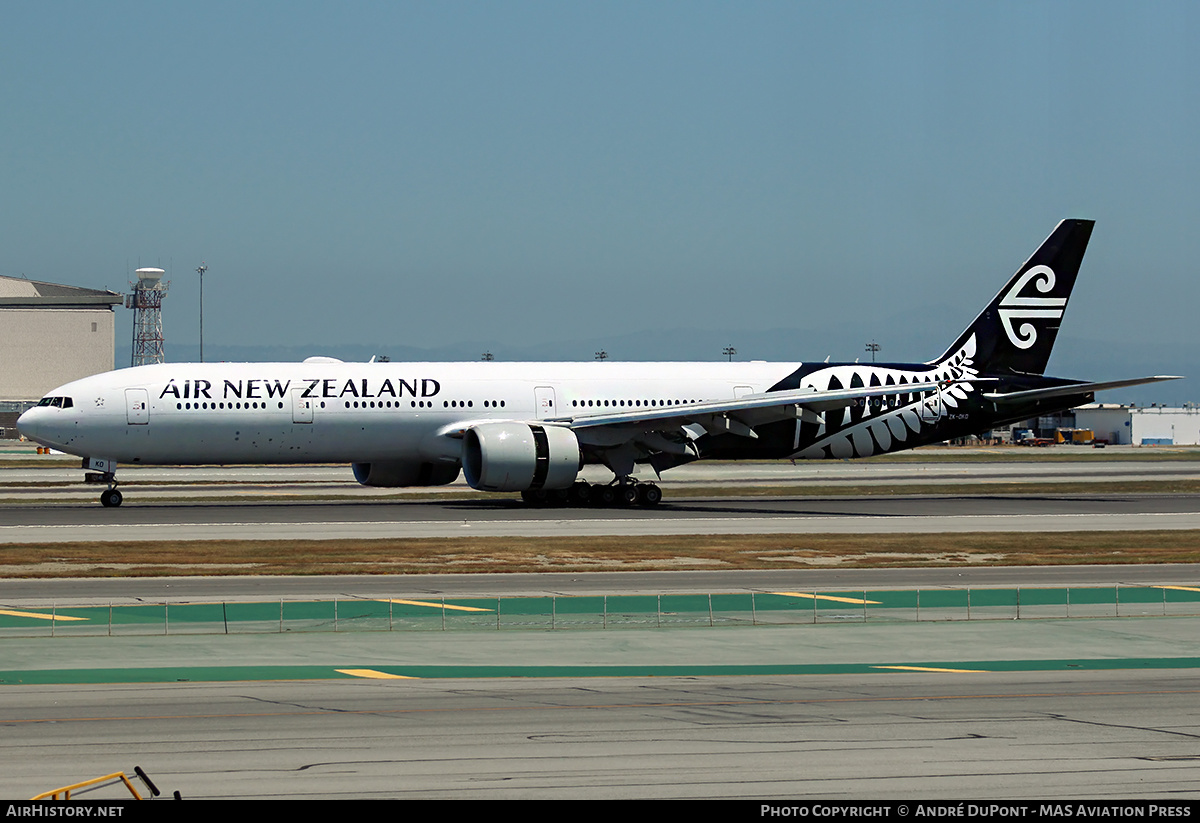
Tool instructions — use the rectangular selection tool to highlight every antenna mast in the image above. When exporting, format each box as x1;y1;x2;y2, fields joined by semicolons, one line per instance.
127;268;169;366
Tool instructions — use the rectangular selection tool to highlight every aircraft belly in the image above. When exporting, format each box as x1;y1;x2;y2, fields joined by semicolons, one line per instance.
132;414;441;464
108;419;293;464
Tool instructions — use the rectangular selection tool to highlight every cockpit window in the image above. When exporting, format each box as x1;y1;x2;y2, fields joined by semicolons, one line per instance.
36;396;72;408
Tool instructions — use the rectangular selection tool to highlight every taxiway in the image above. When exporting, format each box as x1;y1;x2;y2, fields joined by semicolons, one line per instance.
2;568;1198;800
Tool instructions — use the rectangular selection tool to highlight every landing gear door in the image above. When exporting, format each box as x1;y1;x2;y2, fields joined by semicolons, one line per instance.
291;387;314;424
535;387;557;420
919;386;944;424
125;389;149;425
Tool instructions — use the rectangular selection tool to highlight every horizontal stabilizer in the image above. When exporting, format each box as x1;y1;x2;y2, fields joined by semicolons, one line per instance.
982;376;1182;404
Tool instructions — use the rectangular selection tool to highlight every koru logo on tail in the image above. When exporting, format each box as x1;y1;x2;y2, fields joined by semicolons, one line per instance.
997;265;1066;349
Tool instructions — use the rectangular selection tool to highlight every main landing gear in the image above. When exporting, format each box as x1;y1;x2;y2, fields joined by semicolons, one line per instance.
521;478;662;508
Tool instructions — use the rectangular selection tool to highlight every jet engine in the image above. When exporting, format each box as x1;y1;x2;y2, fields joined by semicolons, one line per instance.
351;461;461;487
462;422;581;492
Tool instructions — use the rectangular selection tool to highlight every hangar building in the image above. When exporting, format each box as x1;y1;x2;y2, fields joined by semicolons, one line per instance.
1073;403;1200;446
1;274;123;436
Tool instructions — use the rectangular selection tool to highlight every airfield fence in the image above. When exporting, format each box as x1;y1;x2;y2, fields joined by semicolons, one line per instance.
3;585;1200;637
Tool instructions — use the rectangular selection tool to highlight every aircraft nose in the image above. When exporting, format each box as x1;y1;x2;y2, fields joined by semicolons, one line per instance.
16;407;41;441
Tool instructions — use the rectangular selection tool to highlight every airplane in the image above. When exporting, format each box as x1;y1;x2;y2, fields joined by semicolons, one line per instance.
17;219;1179;508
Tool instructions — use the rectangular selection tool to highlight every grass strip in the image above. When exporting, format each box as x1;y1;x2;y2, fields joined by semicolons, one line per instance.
3;529;1200;578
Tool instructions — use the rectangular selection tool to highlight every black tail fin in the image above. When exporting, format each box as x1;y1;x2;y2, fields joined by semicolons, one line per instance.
932;219;1095;376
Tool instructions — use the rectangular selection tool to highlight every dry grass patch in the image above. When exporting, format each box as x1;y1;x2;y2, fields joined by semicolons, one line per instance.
2;530;1200;577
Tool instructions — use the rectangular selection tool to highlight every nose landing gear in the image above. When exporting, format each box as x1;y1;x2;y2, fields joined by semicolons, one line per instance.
82;458;122;507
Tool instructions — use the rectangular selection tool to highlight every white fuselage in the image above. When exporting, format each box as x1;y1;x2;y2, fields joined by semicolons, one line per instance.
18;360;796;466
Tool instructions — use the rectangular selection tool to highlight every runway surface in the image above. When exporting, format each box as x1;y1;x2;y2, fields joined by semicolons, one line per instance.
5;452;1200;541
5;451;1200;503
6;456;1200;492
4;493;1200;542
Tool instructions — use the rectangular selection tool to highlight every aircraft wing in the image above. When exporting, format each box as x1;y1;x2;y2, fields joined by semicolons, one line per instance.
556;379;949;440
439;379;953;479
982;376;1182;404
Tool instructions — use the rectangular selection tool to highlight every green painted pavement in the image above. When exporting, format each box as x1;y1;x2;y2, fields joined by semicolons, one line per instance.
3;586;1199;636
1;656;1198;686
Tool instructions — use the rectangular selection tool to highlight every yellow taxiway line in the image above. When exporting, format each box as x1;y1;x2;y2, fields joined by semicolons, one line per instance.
774;592;882;605
336;669;418;680
384;598;493;612
0;609;87;621
873;665;988;674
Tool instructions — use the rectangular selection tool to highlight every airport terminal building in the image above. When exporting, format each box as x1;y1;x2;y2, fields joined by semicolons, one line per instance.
0;274;122;436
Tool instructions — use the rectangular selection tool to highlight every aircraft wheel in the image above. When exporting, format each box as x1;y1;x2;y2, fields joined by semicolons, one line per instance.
569;481;591;506
100;489;123;508
521;489;550;506
596;485;617;507
637;483;662;506
618;484;639;506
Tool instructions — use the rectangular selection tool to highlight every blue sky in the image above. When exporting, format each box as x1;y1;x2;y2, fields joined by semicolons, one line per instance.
3;2;1197;391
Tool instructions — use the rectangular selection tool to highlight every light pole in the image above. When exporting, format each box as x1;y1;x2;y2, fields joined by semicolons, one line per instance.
594;350;608;361
723;345;737;362
865;341;880;363
196;263;208;362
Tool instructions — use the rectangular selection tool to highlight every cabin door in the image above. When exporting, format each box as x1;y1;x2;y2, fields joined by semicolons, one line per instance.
125;389;149;425
534;387;557;420
291;388;314;424
919;386;945;424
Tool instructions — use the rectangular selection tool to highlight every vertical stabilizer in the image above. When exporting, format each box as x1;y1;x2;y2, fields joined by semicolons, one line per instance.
932;219;1094;376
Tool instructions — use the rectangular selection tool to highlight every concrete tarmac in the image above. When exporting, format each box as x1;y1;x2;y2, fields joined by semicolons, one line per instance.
5;452;1200;541
2;606;1198;799
4;493;1200;542
4;451;1200;798
3;564;1200;604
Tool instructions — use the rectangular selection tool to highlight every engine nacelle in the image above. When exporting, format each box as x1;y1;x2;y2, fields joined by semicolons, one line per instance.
462;422;581;492
351;461;461;487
